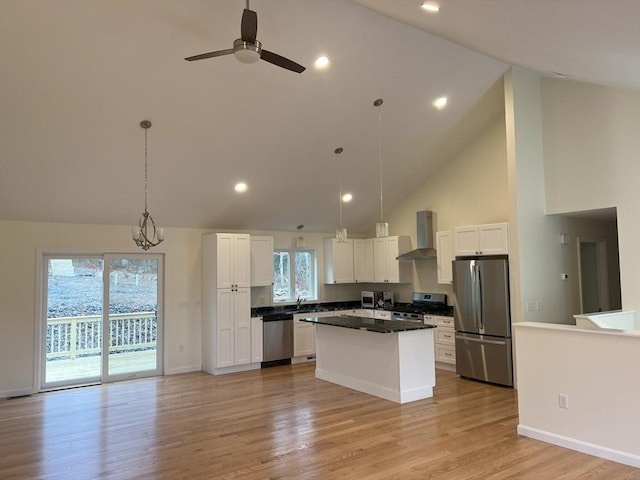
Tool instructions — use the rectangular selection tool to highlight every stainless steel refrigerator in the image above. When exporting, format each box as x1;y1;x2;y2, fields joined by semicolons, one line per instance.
453;256;513;386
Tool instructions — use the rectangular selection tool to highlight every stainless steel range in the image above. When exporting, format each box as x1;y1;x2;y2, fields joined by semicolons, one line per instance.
390;292;450;322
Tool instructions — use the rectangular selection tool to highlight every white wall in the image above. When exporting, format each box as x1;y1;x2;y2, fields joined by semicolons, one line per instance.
504;69;630;324
541;78;640;312
0;221;361;397
384;116;509;303
514;322;640;467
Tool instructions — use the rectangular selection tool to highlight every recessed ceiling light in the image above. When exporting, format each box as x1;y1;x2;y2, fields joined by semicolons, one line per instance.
342;193;353;203
433;96;448;109
420;2;440;13
234;182;248;193
314;56;329;69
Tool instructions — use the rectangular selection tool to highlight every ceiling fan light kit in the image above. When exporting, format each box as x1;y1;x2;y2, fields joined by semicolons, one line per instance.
233;39;261;64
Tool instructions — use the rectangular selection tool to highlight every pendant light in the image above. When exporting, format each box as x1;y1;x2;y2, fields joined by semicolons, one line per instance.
334;147;348;242
131;120;164;250
374;98;389;237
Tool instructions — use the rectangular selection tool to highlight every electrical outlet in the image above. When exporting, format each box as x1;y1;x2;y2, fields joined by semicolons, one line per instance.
558;393;569;409
561;273;569;280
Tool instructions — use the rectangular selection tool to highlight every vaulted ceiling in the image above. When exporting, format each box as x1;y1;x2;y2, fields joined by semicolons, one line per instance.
1;0;638;234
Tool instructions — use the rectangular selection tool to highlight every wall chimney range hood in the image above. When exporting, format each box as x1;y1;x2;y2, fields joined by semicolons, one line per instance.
396;211;437;261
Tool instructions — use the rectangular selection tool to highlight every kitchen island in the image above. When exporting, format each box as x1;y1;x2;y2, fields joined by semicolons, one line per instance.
300;316;436;404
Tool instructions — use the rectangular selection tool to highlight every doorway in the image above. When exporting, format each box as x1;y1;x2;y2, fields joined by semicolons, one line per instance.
41;254;163;390
577;238;609;314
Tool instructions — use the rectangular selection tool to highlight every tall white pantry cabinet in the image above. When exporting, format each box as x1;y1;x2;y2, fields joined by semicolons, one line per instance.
202;233;254;374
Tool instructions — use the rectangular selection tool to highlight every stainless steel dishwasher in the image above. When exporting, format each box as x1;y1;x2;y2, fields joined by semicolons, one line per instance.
262;312;293;366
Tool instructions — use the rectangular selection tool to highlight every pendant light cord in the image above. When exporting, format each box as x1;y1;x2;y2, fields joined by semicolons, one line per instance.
144;127;149;214
339;159;343;230
378;109;384;223
335;147;344;231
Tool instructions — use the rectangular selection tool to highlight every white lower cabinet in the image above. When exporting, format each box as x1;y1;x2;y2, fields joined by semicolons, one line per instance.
215;288;251;368
424;315;456;369
251;317;263;363
373;310;391;320
293;313;316;358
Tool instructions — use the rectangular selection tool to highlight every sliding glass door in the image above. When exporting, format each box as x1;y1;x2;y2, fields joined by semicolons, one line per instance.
42;254;163;390
103;254;163;381
43;256;104;386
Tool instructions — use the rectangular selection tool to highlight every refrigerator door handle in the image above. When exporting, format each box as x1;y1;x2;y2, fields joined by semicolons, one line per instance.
470;261;478;329
477;263;484;331
473;260;481;330
455;334;506;346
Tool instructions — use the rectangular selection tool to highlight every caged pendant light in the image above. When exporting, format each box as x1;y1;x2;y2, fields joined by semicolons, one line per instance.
334;147;348;242
131;120;164;250
374;98;389;237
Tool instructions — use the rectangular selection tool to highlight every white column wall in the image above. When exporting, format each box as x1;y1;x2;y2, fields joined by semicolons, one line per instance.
541;79;640;312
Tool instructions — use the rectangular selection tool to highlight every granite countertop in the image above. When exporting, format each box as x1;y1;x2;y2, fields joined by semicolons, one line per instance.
300;315;436;334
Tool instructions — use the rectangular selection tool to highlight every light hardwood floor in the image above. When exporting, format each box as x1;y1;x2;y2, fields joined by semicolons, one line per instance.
1;363;638;479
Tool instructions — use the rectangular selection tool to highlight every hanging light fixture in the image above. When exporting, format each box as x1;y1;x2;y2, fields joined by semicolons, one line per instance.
131;120;164;250
334;147;348;242
374;98;389;237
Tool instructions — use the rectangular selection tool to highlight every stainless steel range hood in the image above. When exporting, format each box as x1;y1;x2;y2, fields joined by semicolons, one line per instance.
396;211;437;261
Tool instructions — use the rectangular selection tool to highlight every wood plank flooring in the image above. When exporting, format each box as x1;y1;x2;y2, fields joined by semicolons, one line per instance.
1;363;638;479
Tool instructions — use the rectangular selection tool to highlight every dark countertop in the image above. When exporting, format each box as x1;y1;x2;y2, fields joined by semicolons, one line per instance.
299;315;436;334
252;301;453;318
252;301;360;318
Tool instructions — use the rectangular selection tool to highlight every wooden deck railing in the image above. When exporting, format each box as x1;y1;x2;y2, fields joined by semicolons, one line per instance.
46;312;157;360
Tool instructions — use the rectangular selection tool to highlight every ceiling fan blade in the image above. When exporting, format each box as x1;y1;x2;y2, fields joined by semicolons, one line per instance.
261;49;306;73
241;8;258;44
184;49;234;62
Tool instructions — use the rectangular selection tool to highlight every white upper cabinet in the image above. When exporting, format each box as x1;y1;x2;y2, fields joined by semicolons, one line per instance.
250;236;274;287
214;233;251;288
436;230;454;284
454;223;509;256
323;238;355;284
373;236;412;283
354;238;374;283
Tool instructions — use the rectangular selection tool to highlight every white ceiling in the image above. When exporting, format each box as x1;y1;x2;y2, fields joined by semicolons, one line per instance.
1;0;638;234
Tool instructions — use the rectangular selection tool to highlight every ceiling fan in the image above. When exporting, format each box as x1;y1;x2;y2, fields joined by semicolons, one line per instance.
184;0;306;74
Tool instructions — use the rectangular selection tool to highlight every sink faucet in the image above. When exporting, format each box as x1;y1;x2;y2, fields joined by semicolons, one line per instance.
296;296;305;309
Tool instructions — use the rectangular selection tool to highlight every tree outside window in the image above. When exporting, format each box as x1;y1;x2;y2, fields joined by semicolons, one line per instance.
273;249;317;303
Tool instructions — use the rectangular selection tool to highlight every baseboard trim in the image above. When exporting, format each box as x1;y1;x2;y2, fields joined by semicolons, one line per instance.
0;387;35;399
518;424;640;468
164;365;202;375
